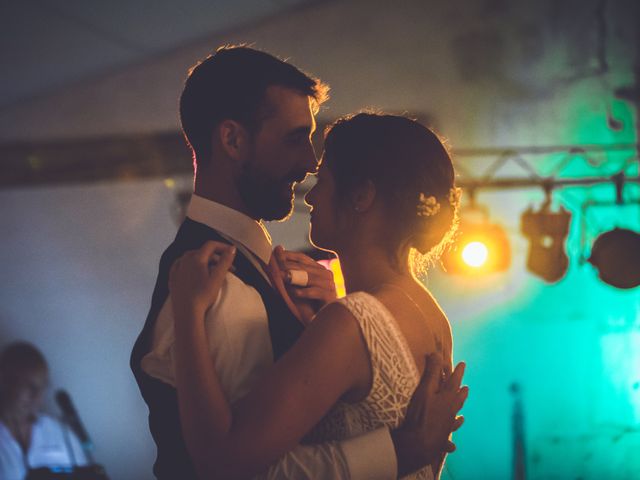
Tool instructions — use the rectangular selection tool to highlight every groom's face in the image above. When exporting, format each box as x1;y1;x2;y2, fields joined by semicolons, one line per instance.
237;85;318;221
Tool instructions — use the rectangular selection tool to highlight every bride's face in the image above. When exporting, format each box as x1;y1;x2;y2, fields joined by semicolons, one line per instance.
304;160;339;250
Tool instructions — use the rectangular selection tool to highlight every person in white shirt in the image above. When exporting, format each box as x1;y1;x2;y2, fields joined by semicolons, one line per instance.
131;46;466;480
0;342;87;480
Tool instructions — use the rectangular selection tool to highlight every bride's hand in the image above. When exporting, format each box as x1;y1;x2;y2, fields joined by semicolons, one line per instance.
169;241;236;319
273;246;337;324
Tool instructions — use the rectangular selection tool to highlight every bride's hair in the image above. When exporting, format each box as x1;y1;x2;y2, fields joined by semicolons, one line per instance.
322;112;460;271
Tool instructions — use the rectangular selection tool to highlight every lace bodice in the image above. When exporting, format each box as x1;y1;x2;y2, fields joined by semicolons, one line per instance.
304;291;433;480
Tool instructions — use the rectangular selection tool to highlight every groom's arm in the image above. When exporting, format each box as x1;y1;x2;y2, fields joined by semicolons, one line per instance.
262;428;395;480
261;357;468;480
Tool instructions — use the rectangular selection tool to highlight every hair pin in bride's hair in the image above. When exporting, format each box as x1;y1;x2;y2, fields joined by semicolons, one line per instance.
417;192;441;217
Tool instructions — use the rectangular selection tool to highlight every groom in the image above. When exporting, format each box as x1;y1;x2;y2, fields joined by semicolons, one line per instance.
131;45;465;479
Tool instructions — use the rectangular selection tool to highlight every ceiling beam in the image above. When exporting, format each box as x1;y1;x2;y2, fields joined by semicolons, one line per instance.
0;131;193;188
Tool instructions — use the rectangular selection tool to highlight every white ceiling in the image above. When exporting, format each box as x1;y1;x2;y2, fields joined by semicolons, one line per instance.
0;0;321;109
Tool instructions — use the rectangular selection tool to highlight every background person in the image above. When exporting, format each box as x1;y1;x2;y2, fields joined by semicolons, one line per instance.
0;342;87;480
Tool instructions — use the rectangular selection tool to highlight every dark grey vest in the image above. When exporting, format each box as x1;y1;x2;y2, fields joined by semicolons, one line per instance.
130;218;304;479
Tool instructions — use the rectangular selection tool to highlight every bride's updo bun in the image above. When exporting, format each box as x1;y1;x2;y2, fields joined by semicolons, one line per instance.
323;112;460;270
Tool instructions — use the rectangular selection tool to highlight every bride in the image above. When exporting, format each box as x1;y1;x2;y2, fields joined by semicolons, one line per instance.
169;113;468;479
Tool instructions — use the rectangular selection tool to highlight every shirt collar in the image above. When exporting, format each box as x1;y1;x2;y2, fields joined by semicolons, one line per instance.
186;194;272;264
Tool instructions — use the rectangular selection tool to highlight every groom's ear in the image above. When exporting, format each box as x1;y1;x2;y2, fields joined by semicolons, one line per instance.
217;120;250;163
351;179;376;213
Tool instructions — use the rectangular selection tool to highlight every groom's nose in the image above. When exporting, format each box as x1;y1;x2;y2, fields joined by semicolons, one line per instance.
300;139;318;174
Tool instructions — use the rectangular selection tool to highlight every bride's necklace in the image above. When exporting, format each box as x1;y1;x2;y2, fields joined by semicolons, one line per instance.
376;282;446;357
375;282;430;324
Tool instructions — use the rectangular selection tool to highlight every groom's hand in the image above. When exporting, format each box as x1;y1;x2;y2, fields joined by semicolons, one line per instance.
391;354;468;477
274;246;337;325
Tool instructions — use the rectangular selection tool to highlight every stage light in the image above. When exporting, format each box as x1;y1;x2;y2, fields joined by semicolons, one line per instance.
520;203;571;283
588;228;640;289
442;209;511;275
461;241;489;267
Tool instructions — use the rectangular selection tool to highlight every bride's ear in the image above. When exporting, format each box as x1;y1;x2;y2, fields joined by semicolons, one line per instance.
217;120;250;164
351;179;376;213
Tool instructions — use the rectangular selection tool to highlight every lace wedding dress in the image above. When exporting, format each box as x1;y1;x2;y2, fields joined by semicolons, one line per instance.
304;291;435;480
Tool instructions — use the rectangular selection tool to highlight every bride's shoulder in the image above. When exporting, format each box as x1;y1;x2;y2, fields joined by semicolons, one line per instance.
310;292;379;336
312;297;361;332
304;299;371;363
335;290;380;308
323;291;381;318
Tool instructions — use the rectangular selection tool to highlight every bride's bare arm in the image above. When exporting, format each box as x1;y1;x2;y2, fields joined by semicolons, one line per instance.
170;242;371;479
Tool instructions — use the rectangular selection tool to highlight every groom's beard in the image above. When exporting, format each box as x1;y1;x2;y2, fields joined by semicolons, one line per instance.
237;163;307;222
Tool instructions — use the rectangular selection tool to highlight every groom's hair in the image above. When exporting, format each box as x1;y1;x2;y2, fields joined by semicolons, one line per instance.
180;45;329;167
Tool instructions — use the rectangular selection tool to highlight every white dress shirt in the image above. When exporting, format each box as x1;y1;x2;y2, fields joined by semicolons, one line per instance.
142;195;397;479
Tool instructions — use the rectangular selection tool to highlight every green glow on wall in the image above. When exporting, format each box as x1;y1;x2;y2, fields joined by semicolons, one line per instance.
429;41;640;477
